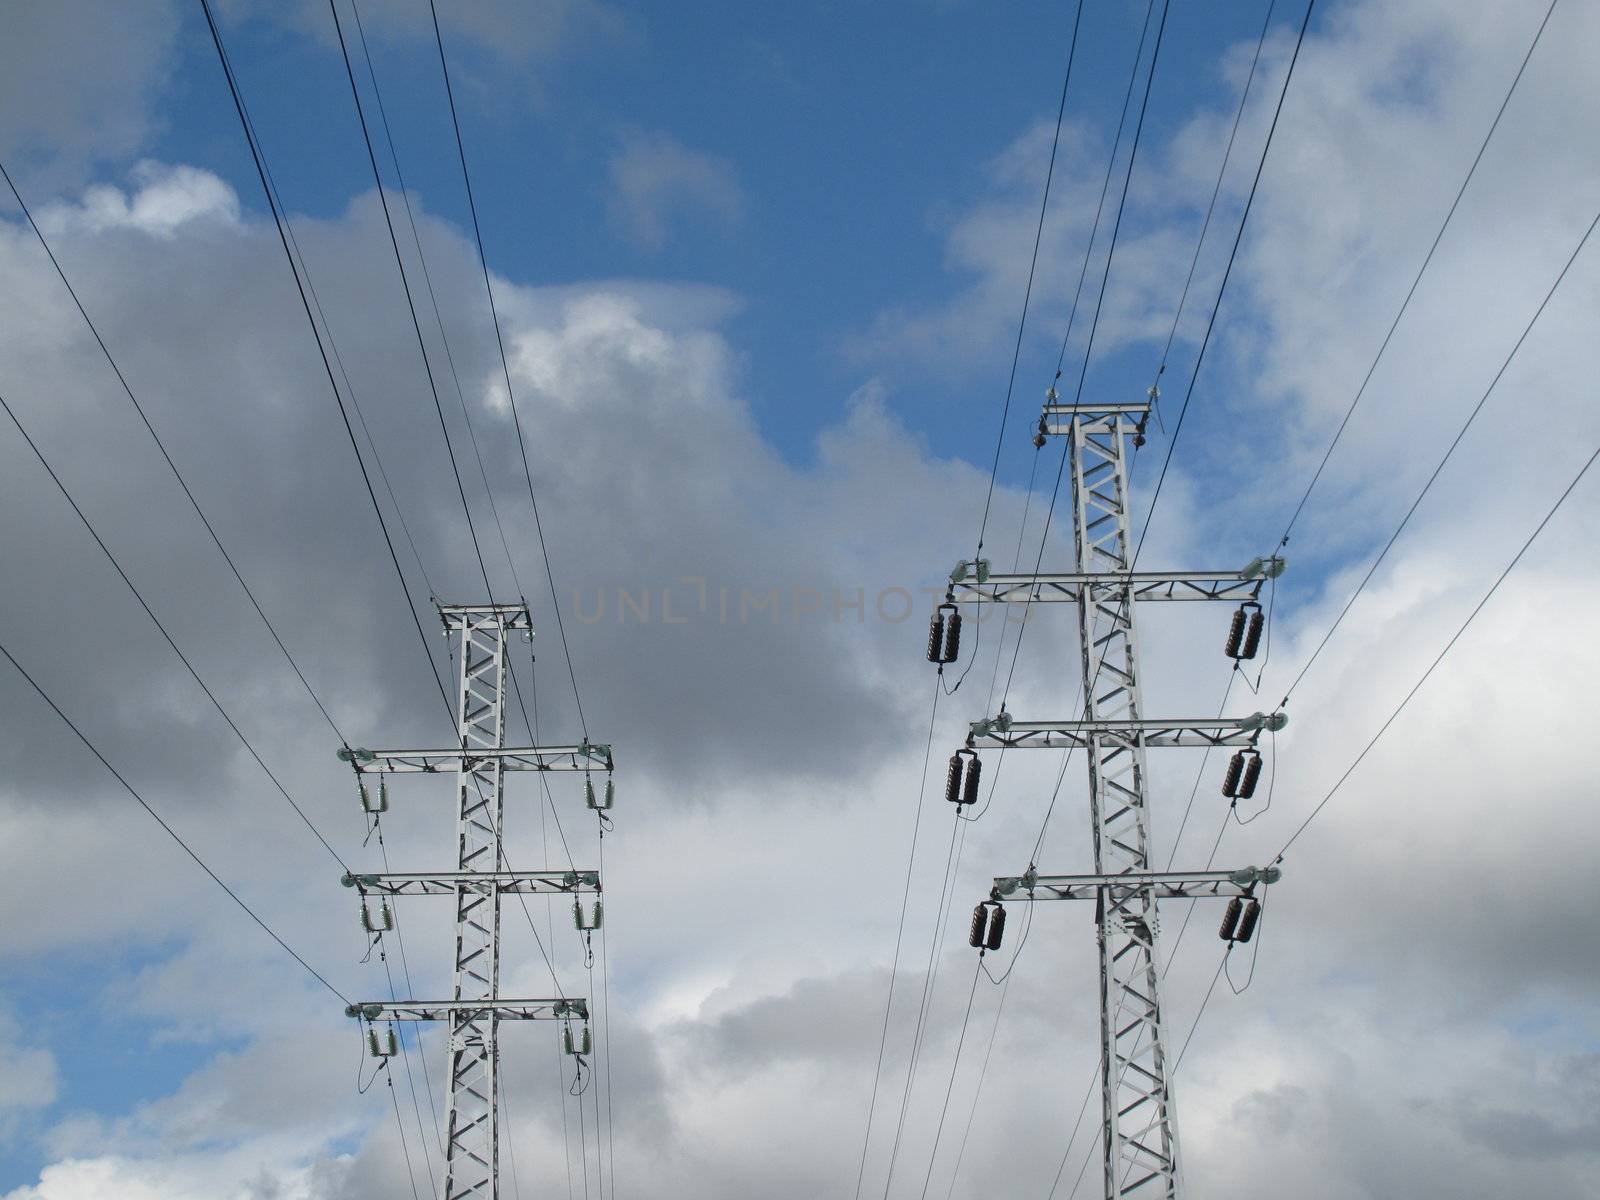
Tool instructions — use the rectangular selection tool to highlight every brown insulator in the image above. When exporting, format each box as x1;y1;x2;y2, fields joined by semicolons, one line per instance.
1235;899;1261;943
1240;609;1265;659
942;608;962;663
1238;751;1264;799
1219;896;1243;941
961;751;982;806
1221;751;1246;798
969;903;989;949
945;754;964;805
984;903;1007;951
1224;607;1247;658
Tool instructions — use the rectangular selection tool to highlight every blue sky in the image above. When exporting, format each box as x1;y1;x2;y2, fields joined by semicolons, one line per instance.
150;1;1282;467
1;2;1598;1198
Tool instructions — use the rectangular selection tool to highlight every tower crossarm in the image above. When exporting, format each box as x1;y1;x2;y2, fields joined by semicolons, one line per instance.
348;999;588;1022
344;870;600;896
338;742;614;773
436;603;534;628
949;569;1264;605
994;866;1282;902
967;712;1285;751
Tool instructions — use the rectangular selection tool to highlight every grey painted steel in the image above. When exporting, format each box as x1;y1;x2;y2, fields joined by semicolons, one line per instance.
349;999;588;1022
442;605;513;1200
1059;405;1185;1198
950;570;1263;605
970;717;1265;751
345;870;600;896
994;867;1281;902
342;743;613;773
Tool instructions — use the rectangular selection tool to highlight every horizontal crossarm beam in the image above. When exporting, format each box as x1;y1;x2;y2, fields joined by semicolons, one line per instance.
437;603;532;627
969;715;1282;751
343;870;600;896
339;743;614;773
1043;401;1151;417
950;570;1262;605
994;866;1281;901
348;999;588;1022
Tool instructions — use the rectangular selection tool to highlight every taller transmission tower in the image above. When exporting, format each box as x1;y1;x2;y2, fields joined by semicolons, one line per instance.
939;397;1283;1197
339;601;611;1200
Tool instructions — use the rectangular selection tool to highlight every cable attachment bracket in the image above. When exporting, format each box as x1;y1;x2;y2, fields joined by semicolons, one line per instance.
950;558;991;585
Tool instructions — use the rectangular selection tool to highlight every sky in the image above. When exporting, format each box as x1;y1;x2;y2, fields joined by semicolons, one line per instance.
0;1;1597;1198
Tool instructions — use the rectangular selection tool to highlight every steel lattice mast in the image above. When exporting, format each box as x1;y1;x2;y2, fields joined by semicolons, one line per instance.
946;397;1284;1198
340;601;611;1200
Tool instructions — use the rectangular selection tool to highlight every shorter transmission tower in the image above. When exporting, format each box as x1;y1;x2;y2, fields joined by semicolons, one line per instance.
338;601;611;1200
936;394;1284;1198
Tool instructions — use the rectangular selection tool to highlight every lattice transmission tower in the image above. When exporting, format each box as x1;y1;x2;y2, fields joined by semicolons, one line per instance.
339;601;612;1200
935;396;1284;1197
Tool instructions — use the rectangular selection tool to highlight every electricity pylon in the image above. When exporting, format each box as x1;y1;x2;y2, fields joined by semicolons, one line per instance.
339;601;611;1200
944;397;1283;1198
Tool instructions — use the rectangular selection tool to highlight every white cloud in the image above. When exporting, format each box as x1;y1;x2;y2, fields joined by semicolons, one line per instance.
605;130;745;250
36;163;241;240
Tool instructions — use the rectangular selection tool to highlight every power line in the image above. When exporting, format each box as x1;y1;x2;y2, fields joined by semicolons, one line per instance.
379;945;438;1194
1147;0;1278;394
325;0;500;608
1130;0;1318;567
0;634;349;1004
878;811;964;1198
998;0;1170;713
597;829;619;1196
1273;436;1599;863
190;37;441;607
1273;0;1561;549
197;0;454;723
428;0;590;740
852;677;943;1200
383;1057;425;1200
0;156;348;748
377;900;442;1184
347;0;528;603
938;972;1009;1199
0;388;353;874
973;0;1085;561
1276;203;1599;707
915;958;983;1199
